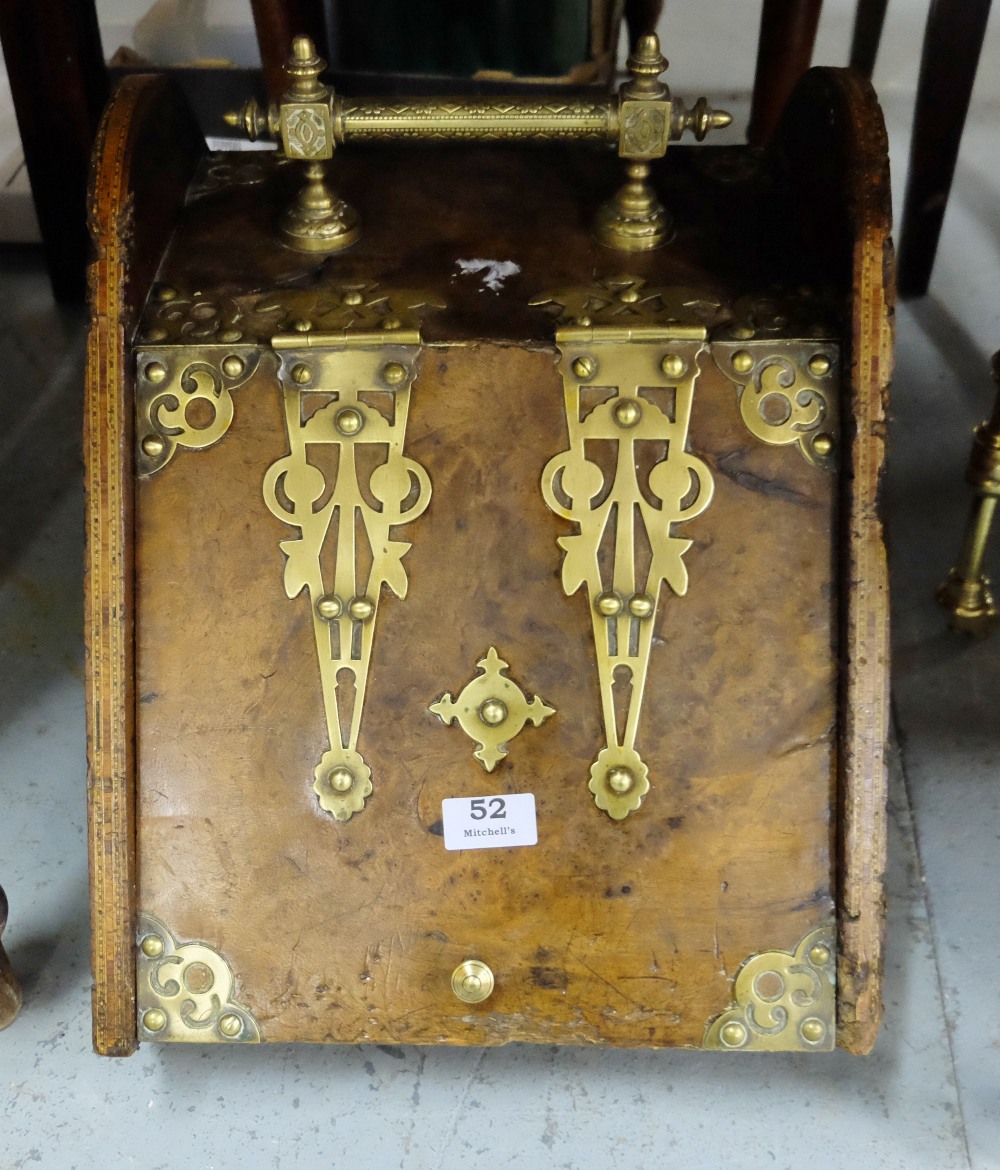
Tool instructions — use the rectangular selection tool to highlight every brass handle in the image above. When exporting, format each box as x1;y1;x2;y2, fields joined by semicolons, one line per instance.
225;34;731;254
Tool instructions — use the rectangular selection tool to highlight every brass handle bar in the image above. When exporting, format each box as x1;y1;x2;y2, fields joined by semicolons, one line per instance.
334;98;617;144
226;34;731;253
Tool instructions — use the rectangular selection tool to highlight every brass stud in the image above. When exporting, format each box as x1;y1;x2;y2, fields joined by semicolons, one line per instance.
348;596;375;622
221;355;245;378
155;285;177;302
291;363;312;385
143;1008;167;1033
808;943;831;966
800;1017;827;1044
141;436;166;459
731;350;754;375
607;766;635;794
619;288;640;304
335;407;364;436
576;315;592;327
145;362;167;384
595;590;623;617
218;1013;243;1038
140;934;164;958
381;316;401;331
315;594;342;620
291;318;312;333
812;433;834;457
731;325;755;340
218;329;243;343
661;353;686;379
451;960;495;1004
572;355;597;381
343;291;364;306
720;1020;747;1047
328;766;354;793
614;399;642;428
142;328;169;343
381;361;407;385
808;354;831;377
478;698;508;727
628;593;655;619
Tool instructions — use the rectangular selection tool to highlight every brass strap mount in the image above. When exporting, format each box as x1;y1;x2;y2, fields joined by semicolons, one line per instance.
226;34;730;254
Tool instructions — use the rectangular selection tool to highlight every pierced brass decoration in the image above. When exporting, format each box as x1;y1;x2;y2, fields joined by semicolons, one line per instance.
939;350;1000;634
713;341;839;468
136;347;261;476
534;278;715;820
430;647;555;772
136;912;260;1044
264;289;441;820
226;34;730;252
138;281;438;347
703;927;836;1052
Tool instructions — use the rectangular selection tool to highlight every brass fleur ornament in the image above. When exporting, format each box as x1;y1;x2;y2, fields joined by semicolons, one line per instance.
430;648;555;771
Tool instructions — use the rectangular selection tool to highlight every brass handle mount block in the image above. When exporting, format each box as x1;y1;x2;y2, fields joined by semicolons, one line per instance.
225;34;731;254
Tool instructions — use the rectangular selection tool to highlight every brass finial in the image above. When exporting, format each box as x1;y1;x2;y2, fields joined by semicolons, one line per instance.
625;34;668;95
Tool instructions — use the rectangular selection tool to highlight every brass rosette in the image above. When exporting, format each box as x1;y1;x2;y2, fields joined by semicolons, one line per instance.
588;746;650;820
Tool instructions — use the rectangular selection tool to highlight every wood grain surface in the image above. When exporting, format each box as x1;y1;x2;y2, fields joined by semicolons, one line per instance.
774;68;893;1054
135;340;837;1046
85;74;202;1056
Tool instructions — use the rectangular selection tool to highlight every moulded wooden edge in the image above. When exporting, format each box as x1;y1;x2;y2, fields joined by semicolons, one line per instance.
776;67;894;1054
85;73;203;1056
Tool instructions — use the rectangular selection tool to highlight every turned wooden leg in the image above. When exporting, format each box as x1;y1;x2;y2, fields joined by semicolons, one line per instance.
848;0;890;78
0;885;22;1030
939;351;1000;634
748;0;824;147
624;0;665;49
897;0;992;298
0;0;108;303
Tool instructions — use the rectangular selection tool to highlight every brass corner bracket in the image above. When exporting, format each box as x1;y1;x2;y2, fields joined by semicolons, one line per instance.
136;912;260;1043
226;34;730;253
703;926;836;1052
430;647;555;771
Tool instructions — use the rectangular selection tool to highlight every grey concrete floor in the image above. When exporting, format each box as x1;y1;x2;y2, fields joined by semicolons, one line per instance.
1;96;999;1168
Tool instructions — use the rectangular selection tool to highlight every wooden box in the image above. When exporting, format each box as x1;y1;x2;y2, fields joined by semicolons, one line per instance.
85;62;891;1056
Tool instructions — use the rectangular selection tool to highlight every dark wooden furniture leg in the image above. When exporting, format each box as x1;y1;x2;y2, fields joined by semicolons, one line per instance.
897;0;992;298
249;0;328;98
0;886;22;1030
848;0;890;78
624;0;665;48
0;0;108;303
748;0;823;146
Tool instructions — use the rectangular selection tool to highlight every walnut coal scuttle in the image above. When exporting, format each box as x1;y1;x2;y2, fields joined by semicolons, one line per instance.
85;35;892;1056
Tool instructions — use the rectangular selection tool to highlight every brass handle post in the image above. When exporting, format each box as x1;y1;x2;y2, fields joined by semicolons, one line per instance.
225;34;731;254
938;350;1000;634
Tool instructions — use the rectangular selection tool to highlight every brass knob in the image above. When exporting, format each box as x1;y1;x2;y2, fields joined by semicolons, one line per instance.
451;960;494;1004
